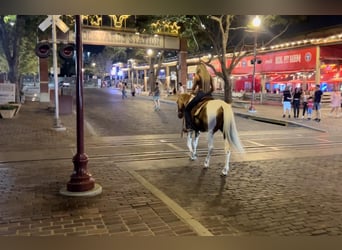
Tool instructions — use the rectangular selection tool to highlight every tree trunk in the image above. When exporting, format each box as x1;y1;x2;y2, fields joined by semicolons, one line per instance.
221;66;233;103
8;59;20;102
224;78;233;104
7;60;18;84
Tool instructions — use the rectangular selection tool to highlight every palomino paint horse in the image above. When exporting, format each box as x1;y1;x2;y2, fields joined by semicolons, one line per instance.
176;93;244;176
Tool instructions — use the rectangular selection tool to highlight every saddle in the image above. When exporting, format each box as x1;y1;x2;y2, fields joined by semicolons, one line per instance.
191;95;214;117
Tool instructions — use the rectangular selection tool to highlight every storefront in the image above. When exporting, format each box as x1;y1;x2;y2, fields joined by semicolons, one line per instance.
208;43;342;93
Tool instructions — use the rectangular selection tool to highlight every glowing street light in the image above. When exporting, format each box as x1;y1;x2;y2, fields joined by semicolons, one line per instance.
248;15;261;113
252;15;261;27
147;49;154;93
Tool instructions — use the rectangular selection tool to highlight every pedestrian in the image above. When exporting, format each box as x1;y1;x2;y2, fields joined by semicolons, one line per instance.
328;88;341;117
136;84;141;95
313;84;323;122
153;81;161;111
121;82;128;99
282;86;292;118
292;87;302;119
307;96;314;120
301;90;309;119
178;82;185;94
184;63;214;132
131;83;136;97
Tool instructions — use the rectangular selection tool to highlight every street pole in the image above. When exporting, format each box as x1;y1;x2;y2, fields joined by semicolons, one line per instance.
52;15;65;130
149;58;154;94
60;15;101;196
249;32;257;113
147;49;154;94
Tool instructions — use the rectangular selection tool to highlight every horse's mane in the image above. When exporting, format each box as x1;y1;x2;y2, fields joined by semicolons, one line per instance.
180;93;192;106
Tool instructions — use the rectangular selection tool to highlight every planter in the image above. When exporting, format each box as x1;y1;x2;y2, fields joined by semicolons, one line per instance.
0;108;16;119
0;104;18;119
9;103;22;116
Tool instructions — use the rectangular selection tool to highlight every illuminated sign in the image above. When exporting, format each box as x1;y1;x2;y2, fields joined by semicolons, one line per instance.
64;28;180;50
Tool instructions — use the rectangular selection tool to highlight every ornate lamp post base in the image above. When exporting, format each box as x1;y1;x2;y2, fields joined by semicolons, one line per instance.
60;184;102;197
60;153;102;196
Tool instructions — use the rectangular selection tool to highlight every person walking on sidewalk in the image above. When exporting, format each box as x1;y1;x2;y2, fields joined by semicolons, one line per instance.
282;86;292;118
178;82;185;94
301;90;309;119
307;96;314;120
121;82;128;99
153;81;161;111
328;88;341;117
313;84;323;122
292;87;302;119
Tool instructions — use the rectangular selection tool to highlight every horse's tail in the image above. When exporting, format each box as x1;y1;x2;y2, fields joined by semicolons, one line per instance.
222;102;244;153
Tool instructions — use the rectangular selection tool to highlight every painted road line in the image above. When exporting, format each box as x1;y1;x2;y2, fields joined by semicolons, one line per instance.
128;170;213;236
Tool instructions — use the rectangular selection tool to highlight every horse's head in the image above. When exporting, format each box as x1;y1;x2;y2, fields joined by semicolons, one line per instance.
176;93;191;119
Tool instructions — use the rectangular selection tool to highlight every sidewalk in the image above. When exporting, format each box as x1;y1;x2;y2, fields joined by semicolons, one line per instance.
0;102;198;236
0;97;341;236
160;93;342;134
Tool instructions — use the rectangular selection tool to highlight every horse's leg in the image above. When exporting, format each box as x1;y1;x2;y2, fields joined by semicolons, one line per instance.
204;130;214;168
187;131;197;160
221;140;231;176
191;131;200;160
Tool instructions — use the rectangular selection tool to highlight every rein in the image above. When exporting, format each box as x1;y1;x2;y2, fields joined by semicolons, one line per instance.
177;93;194;138
181;117;185;138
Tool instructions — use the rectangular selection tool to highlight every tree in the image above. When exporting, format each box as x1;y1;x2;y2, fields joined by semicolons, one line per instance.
0;15;23;85
165;15;290;103
87;46;127;79
0;46;9;73
0;15;43;100
19;36;39;76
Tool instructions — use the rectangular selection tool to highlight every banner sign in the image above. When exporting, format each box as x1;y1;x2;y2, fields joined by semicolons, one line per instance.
210;46;318;75
0;83;16;104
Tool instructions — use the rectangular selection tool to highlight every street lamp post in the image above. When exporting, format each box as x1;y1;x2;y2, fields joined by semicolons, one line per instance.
147;49;154;94
128;59;135;93
60;15;102;197
248;16;261;113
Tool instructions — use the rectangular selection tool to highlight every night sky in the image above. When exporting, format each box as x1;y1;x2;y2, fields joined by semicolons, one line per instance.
290;15;342;35
83;15;342;55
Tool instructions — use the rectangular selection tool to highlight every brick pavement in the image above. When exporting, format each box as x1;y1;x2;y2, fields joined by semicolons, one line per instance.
0;98;341;236
135;154;342;236
0;102;196;236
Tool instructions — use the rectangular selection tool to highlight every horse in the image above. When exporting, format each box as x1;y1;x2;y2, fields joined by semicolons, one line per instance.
176;93;244;176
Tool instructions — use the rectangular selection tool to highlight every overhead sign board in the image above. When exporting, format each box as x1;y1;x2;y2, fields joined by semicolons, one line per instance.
64;28;180;50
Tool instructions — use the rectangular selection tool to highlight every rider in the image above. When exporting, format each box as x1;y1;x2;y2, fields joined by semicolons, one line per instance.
183;63;215;132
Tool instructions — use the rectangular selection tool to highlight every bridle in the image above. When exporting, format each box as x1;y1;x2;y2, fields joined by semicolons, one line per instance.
177;104;185;118
177;94;188;119
176;96;186;137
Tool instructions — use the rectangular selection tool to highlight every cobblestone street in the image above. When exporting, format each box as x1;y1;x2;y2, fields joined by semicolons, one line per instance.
0;90;341;238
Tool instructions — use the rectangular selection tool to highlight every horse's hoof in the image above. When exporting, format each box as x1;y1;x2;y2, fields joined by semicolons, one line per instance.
220;172;227;177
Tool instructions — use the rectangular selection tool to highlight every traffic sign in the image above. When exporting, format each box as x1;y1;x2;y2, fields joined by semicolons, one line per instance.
38;16;52;32
55;18;69;33
39;15;69;33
